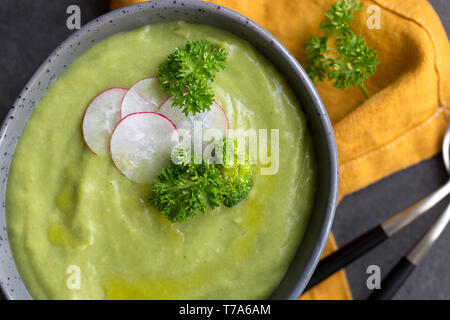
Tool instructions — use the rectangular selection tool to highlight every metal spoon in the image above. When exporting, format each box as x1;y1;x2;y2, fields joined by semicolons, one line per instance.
369;126;450;299
305;125;450;291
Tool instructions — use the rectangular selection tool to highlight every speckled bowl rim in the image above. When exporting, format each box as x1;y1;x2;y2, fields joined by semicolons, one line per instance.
0;0;338;300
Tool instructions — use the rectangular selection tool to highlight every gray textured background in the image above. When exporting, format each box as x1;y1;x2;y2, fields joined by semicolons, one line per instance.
0;0;449;300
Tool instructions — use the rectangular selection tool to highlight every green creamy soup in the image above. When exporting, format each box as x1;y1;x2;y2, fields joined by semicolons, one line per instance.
6;22;316;299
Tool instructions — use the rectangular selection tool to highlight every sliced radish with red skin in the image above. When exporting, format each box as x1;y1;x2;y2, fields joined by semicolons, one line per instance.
158;99;229;140
110;112;178;184
82;87;127;156
121;77;169;118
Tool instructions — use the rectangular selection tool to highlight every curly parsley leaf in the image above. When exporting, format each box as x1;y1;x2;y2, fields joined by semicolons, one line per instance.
149;140;253;223
149;153;225;223
305;0;379;98
158;40;228;116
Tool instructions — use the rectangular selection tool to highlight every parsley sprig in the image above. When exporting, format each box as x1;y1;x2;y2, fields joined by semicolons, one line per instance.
305;0;379;99
150;139;253;223
158;40;228;116
150;154;225;223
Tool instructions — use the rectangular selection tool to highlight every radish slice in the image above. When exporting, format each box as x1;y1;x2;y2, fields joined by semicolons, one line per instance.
121;77;168;118
158;99;229;140
82;87;127;156
110;112;178;184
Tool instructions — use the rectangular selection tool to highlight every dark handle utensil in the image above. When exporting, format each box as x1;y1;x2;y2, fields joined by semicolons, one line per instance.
368;257;415;300
368;201;450;300
305;179;450;291
305;125;450;293
305;225;388;290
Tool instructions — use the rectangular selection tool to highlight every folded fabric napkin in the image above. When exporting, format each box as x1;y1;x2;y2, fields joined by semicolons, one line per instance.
110;0;450;300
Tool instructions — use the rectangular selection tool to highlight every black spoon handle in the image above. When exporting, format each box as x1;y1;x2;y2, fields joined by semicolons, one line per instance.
305;225;388;291
368;257;416;300
369;202;450;300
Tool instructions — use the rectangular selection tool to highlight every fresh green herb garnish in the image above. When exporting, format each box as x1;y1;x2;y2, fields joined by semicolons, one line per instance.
158;40;228;116
304;0;379;98
150;139;253;223
150;153;225;223
217;138;253;208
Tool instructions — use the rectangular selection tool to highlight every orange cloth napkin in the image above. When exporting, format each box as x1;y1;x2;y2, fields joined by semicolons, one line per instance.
110;0;450;299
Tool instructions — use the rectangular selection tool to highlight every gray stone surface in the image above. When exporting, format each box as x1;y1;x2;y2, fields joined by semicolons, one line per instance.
0;0;449;300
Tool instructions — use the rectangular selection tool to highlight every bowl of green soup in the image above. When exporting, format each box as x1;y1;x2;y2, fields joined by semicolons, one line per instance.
0;0;337;300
